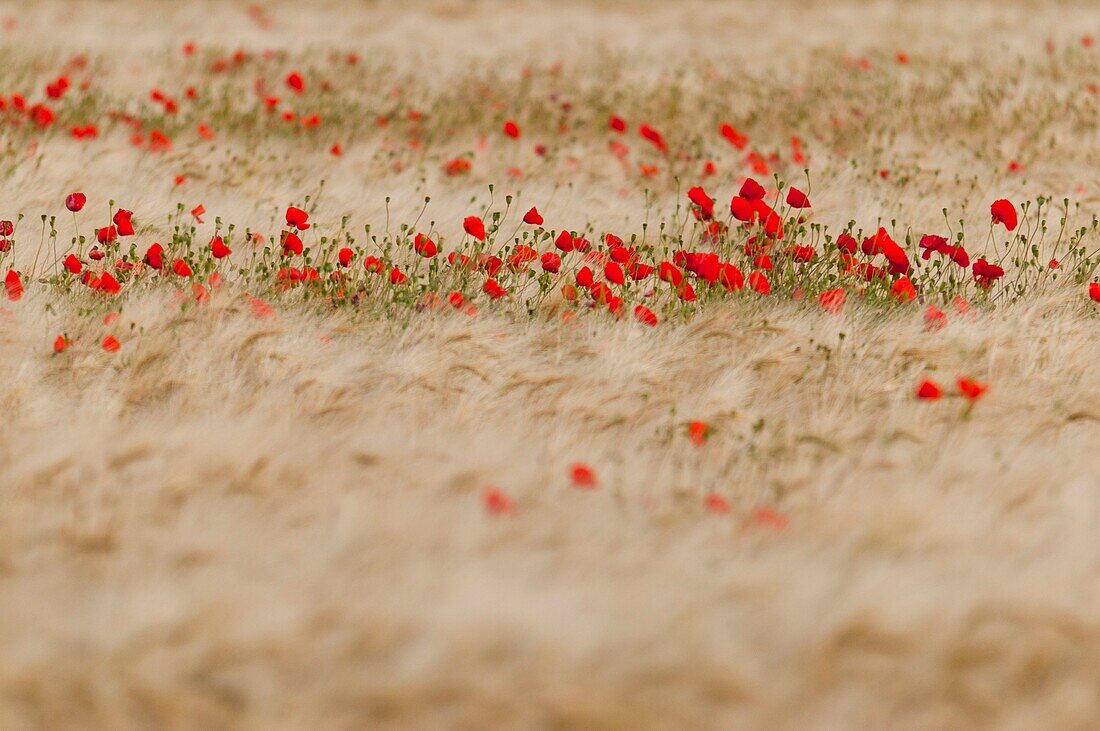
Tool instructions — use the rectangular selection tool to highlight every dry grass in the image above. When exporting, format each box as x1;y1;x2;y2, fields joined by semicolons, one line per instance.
1;1;1100;728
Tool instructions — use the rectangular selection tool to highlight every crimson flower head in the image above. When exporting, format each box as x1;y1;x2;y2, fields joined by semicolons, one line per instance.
688;420;710;445
916;379;943;400
286;206;310;230
463;216;486;241
705;493;731;514
609;115;627;133
972;258;1005;287
554;230;574;252
483;278;507;299
604;261;625;285
282;231;304;256
638;123;667;152
990;199;1018;231
65;192;86;212
144;243;164;269
687;186;715;219
211;236;231;259
286;71;305;93
413;233;437;258
891;276;916;302
819;287;845;314
957;376;988;401
633;304;658;326
720;123;749;149
1090;282;1100;302
523;206;543;225
172;258;193;277
570;463;598;489
96;225;117;244
5;270;23;301
483;488;515;515
540;251;561;273
730;196;754;222
337;247;354;267
113;209;135;236
785;187;810;208
503;120;520;138
739;177;766;201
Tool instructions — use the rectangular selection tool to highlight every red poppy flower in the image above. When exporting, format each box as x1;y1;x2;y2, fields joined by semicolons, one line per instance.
448;291;465;309
785;187;810;208
957;376;988;401
739;178;766;201
570;463;598;489
63;254;83;274
604;261;625;285
924;305;947;331
483;278;508;299
144;243;164;269
719;123;748;149
688;420;710;445
5;270;23;301
286;71;305;93
575;266;595;287
503;119;520;138
286;206;310;230
53;335;68;353
638;123;667;152
990;199;1018;231
891;275;916;301
364;256;384;274
390;266;408;285
413;233;438;258
705;493;731;514
282;231;304;255
658;261;683;286
102;335;121;352
754;507;788;531
444;158;472;175
972;258;1005;287
464;216;486;241
523;206;543;225
337;247;354;267
633;304;658;326
609;115;627;132
687;186;715;219
173;258;193;277
541;251;561;273
748;270;771;294
729;196;755;222
211;236;231;259
819;287;845;314
113;209;135;236
719;263;744;291
65;192;86;212
483;488;515;515
916;379;943;400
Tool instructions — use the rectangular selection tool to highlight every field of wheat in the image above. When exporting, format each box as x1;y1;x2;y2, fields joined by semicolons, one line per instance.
1;0;1100;728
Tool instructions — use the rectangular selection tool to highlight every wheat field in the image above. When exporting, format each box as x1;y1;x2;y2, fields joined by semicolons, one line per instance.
1;1;1100;728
